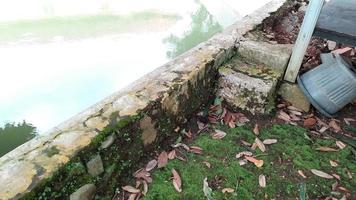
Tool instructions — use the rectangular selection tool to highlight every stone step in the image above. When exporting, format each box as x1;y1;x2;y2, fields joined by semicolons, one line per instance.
238;39;293;73
217;57;280;114
217;38;293;114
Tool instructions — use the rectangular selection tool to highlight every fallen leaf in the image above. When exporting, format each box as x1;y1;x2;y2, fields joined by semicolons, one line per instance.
289;110;302;116
133;169;152;183
251;142;258;150
288;105;302;112
336;141;346;149
245;156;264;168
190;146;203;154
332;173;341;180
259;174;266;188
298;170;307;178
253;124;259;135
329;160;338;167
212;130;227;139
203;178;214;200
278;111;291;122
241;140;251;146
311;169;334;179
304;118;317;126
172;168;182;192
145;160;157;172
172;143;190;151
338;186;350;193
122;185;141;194
142;181;148;195
255;137;266;152
316;146;338;152
262;139;278;145
319;126;328;133
238;159;247;166
346;169;352;179
329;120;341;132
157;151;168;168
203;161;211;168
184;129;193;139
168;150;176;160
344;118;356;125
222;188;235;193
236;151;253;159
332;182;338;191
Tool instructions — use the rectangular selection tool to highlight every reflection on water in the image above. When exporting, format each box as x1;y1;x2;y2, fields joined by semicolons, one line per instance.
0;0;271;141
164;4;222;58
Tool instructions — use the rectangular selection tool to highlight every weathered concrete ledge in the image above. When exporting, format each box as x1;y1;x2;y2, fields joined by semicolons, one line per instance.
0;1;286;199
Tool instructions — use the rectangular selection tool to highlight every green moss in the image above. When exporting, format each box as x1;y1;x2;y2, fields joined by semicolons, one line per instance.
143;125;356;200
44;146;60;157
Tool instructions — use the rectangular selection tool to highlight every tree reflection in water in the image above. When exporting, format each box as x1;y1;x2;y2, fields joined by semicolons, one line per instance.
164;4;222;59
0;121;37;157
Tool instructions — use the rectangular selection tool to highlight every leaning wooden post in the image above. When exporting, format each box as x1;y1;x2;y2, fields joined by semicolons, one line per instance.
284;0;325;82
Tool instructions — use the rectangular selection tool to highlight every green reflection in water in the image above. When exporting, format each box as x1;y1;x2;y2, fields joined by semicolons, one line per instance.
0;121;37;157
163;4;223;59
0;11;179;43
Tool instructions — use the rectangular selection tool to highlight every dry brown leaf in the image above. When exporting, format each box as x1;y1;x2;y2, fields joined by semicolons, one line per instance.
289;110;302;116
338;186;351;193
255;137;266;152
336;141;346;149
145;160;158;172
287;105;302;112
212;130;227;139
172;168;182;193
329;120;341;132
316;146;338;152
236;151;253;159
251;142;258;150
184;129;193;139
311;169;334;179
238;159;247;166
344;118;356;125
245;156;264;168
262;139;278;145
332;182;338;191
278;111;291;122
133;169;152;183
157;151;168;168
122;185;141;194
298;170;307;178
304;118;317;126
203;161;211;168
142;181;148;196
329;160;338;167
168;150;176;160
332;173;341;180
241;140;251;146
190;146;203;154
319;126;328;133
222;188;235;193
259;174;266;188
253;124;259;135
172;143;190;151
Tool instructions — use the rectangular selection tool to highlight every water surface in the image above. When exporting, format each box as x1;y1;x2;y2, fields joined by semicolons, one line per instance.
0;0;270;134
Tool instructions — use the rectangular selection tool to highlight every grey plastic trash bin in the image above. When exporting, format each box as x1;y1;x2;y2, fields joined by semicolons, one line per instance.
297;54;356;117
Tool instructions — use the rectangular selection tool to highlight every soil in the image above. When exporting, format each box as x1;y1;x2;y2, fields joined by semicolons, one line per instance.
257;0;356;74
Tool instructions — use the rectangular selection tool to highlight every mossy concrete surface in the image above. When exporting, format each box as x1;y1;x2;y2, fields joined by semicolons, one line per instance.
143;125;356;200
217;55;281;114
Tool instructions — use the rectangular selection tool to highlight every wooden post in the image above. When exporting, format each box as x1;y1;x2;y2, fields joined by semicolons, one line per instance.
284;0;325;82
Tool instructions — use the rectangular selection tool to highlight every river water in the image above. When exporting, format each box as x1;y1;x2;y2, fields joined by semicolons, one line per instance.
0;0;270;133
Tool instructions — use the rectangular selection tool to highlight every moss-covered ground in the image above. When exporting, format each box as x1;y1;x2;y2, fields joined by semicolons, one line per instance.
142;124;355;200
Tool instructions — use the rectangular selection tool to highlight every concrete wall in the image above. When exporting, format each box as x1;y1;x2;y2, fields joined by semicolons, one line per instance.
0;1;285;199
